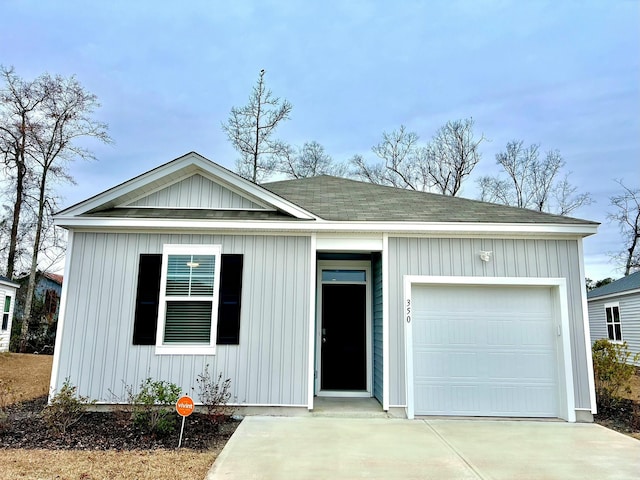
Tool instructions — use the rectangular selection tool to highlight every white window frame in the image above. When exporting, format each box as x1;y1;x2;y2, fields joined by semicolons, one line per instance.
604;302;623;343
2;294;11;331
155;244;222;355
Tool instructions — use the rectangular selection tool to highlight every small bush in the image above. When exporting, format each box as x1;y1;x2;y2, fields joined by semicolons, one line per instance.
126;378;181;436
41;378;95;435
196;365;233;426
592;339;639;411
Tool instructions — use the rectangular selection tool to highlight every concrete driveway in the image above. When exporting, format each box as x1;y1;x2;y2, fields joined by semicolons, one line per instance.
207;416;640;479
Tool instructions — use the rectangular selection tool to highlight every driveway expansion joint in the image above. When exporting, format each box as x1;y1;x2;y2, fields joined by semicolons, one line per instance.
421;419;486;480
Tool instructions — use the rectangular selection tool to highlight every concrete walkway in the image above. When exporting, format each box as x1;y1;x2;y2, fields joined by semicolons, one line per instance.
207;416;640;479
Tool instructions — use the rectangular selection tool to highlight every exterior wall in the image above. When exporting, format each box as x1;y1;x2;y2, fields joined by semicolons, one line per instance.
127;174;264;209
589;292;640;366
55;232;311;406
0;285;18;352
372;253;383;403
387;237;591;410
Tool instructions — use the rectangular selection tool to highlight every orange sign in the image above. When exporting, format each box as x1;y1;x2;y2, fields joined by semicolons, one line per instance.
176;395;195;417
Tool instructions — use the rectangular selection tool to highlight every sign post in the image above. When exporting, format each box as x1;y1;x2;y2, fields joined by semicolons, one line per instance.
176;395;195;448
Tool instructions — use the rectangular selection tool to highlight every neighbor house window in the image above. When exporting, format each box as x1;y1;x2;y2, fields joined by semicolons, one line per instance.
605;303;622;342
155;244;221;354
1;295;10;330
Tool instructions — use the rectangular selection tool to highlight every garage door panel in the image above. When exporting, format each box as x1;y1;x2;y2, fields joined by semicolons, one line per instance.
412;285;559;417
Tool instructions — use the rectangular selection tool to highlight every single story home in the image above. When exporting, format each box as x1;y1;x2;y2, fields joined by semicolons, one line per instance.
0;275;19;352
588;271;640;366
51;152;599;421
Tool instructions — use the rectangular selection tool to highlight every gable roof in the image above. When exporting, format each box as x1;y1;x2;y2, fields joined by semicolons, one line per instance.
53;152;598;237
55;152;317;221
587;271;640;299
263;175;597;225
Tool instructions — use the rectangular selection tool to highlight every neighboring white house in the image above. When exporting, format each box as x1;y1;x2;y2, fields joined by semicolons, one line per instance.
51;152;599;422
0;275;19;352
588;271;640;366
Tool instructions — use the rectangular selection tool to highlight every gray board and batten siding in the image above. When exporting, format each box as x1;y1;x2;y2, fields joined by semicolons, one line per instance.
55;232;311;406
386;237;592;410
52;153;598;418
126;174;265;210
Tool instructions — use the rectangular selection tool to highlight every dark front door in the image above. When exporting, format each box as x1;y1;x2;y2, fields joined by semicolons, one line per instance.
321;284;366;390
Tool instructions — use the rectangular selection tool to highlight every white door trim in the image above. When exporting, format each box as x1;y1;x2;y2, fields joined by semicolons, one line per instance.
403;275;576;422
316;260;373;397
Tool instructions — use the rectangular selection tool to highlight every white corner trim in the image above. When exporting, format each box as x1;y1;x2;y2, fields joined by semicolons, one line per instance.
307;233;317;410
578;240;598;414
403;275;576;422
49;230;74;402
403;275;415;419
382;233;390;411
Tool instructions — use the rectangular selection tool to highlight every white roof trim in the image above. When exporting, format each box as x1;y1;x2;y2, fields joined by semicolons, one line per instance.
587;288;640;302
0;278;20;289
56;152;318;221
52;216;598;237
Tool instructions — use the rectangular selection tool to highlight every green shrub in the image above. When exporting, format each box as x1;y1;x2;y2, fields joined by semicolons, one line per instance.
196;365;234;426
592;339;639;410
41;378;95;435
126;378;181;436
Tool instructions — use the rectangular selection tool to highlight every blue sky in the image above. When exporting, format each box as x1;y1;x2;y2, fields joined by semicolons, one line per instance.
1;0;638;280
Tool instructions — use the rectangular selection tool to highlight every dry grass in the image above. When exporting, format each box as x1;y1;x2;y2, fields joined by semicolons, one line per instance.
0;353;52;404
1;353;222;480
1;449;218;480
623;369;640;401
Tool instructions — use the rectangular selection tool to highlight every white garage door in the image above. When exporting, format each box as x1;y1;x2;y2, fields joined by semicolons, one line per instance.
412;285;559;417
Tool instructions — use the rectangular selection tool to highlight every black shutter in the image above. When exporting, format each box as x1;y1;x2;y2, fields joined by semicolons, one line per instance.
132;254;162;345
217;254;243;345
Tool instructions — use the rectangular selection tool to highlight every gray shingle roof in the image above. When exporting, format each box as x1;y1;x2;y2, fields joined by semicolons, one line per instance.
263;175;597;224
587;271;640;299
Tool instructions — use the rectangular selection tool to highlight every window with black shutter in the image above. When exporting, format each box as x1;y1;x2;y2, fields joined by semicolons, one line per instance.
216;254;243;345
132;254;162;345
132;251;243;348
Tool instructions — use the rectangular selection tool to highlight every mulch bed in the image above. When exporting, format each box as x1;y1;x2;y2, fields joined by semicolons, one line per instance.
594;398;640;437
1;396;239;451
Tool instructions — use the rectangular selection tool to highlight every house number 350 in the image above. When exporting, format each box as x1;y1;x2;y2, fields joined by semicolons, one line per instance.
406;299;411;323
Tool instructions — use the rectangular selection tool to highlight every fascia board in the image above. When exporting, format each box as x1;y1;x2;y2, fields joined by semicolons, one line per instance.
55;152;318;220
52;217;599;237
0;279;20;289
587;289;640;302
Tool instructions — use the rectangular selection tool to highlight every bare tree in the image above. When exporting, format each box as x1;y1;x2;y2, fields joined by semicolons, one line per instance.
0;66;47;279
478;140;591;215
420;118;485;196
350;119;483;195
15;72;111;351
222;69;292;183
608;180;640;276
279;141;345;179
350;125;423;189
